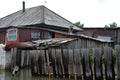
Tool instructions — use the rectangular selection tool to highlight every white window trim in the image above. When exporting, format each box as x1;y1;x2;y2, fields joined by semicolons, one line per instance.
7;29;17;41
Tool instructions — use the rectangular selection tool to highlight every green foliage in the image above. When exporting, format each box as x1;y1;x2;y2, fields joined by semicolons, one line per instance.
74;21;84;28
104;22;117;28
112;49;116;61
89;49;93;62
101;50;105;62
104;25;109;28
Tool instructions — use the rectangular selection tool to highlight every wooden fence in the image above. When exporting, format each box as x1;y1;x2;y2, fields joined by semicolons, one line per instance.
10;45;120;80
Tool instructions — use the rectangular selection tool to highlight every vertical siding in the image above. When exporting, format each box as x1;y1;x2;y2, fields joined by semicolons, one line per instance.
55;33;74;38
117;29;120;44
19;28;31;42
0;31;5;44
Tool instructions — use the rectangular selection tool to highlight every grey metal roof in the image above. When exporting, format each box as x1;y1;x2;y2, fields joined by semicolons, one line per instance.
97;36;112;42
0;6;81;31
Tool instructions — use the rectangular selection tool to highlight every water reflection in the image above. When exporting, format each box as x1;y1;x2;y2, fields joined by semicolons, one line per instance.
0;69;74;80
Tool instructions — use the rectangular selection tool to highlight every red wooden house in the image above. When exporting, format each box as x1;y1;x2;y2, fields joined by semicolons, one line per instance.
0;4;81;45
0;2;114;49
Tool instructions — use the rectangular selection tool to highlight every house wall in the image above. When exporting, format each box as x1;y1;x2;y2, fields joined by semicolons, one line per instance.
0;31;5;44
1;27;114;48
19;28;31;42
6;27;20;45
98;29;116;41
83;28;116;41
55;33;74;38
19;28;74;42
82;28;98;37
19;28;55;42
117;29;120;44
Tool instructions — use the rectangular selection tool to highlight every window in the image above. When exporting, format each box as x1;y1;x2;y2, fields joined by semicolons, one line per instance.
44;31;52;39
31;32;40;40
7;29;17;41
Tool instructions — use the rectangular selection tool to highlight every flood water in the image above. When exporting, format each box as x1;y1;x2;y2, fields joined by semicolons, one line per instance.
0;69;74;80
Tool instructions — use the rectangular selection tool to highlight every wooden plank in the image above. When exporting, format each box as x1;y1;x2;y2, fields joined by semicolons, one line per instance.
50;48;57;77
92;48;103;80
62;48;69;78
20;50;30;67
45;49;51;79
68;49;74;79
11;48;17;69
73;49;82;79
104;47;115;80
37;50;43;76
115;45;120;80
30;50;38;76
55;48;64;78
38;50;47;76
23;50;27;67
26;50;30;66
21;50;25;67
81;48;93;80
16;49;21;67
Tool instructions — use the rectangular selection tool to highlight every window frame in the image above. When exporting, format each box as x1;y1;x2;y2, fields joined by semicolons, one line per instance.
31;31;40;40
7;29;17;41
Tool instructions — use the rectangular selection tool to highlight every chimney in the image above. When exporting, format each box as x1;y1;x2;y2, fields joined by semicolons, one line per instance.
22;1;25;12
69;26;73;34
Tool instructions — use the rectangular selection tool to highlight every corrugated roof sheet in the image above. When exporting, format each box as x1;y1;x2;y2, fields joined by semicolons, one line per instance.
97;36;112;42
0;6;81;31
5;38;75;50
33;38;74;46
78;34;114;42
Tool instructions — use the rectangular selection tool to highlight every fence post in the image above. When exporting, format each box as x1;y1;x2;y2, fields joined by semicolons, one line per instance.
104;47;115;80
93;48;103;80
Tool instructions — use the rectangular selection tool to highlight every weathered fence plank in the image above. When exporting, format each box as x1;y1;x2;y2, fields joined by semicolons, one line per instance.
73;49;82;79
39;50;47;76
16;49;21;67
115;45;120;80
21;50;27;67
55;48;64;78
93;48;103;80
45;49;51;77
104;47;115;80
81;48;93;80
62;48;69;78
50;48;57;77
30;50;39;76
68;49;75;79
21;50;24;67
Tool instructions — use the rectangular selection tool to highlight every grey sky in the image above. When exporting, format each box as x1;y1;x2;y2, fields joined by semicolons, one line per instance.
0;0;120;27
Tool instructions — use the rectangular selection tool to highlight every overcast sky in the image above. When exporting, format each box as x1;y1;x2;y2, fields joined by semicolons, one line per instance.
0;0;120;27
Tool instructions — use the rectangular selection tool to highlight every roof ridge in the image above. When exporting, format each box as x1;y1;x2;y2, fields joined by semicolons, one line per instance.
0;5;81;31
43;6;82;30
